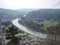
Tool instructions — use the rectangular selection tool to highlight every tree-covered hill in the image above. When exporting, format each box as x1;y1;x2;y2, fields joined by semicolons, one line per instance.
26;9;60;22
19;9;60;33
0;8;34;23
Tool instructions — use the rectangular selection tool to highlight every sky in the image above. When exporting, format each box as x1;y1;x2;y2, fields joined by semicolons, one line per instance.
0;0;60;9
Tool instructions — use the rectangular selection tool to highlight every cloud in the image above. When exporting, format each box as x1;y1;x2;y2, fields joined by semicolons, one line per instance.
53;1;60;8
0;0;60;9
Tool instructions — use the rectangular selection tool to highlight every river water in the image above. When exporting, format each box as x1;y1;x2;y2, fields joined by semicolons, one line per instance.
12;18;48;39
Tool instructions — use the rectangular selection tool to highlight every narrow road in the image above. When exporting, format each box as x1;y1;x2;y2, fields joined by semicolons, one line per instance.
12;18;47;38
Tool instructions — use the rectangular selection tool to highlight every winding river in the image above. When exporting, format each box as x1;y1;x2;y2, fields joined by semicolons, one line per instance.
12;18;47;38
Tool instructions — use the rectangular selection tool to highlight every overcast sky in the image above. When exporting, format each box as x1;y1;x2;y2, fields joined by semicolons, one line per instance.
0;0;60;9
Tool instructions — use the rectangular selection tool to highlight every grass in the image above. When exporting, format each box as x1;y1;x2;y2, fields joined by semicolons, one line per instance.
43;20;59;31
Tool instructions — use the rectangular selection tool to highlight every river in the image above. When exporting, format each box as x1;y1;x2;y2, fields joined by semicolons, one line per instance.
12;18;47;38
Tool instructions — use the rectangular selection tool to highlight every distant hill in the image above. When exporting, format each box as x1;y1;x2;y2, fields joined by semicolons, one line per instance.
0;8;19;16
0;8;34;18
16;9;35;15
18;9;60;33
25;9;60;22
0;8;34;23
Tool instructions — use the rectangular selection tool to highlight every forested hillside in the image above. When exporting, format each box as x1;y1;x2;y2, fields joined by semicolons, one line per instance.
26;9;60;21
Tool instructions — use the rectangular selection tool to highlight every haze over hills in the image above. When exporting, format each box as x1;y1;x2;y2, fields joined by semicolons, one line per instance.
16;9;35;15
0;8;34;16
18;9;60;33
0;8;35;33
25;9;60;22
0;8;34;22
1;8;60;24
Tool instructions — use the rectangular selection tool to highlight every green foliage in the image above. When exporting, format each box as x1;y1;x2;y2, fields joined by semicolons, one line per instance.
57;22;60;26
43;21;58;30
15;33;33;40
6;24;18;39
6;24;33;45
7;37;19;45
43;21;60;32
6;24;19;45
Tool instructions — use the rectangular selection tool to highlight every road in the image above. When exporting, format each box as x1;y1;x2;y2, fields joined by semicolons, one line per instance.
12;18;47;38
